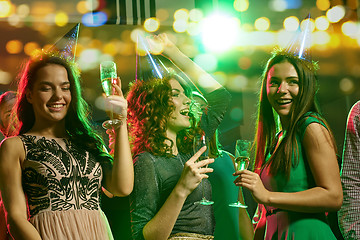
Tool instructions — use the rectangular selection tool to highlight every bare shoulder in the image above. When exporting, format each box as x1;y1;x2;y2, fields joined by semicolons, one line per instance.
0;136;25;163
303;122;331;142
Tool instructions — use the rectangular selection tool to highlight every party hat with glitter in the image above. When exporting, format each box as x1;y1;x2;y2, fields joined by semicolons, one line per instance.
285;14;312;61
49;23;80;61
135;34;171;81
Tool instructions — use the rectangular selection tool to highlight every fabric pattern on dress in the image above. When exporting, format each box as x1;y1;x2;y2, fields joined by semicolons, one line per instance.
20;135;113;240
259;112;337;240
338;101;360;240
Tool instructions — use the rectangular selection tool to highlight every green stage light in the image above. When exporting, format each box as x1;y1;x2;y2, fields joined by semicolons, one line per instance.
200;12;240;52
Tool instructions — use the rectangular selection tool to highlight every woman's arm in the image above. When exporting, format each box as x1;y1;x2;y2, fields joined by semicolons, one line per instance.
132;147;213;240
152;33;222;94
103;80;134;197
0;137;42;239
235;122;343;212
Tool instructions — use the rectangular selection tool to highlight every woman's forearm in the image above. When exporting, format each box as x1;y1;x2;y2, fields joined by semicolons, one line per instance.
263;186;342;213
163;45;222;93
143;184;188;240
108;123;134;196
8;215;42;240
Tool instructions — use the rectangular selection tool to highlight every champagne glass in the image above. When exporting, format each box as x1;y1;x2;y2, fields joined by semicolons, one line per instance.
100;61;121;129
229;139;251;208
193;133;214;206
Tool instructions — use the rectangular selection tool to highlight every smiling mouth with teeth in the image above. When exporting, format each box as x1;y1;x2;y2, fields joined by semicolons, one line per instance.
276;99;292;105
180;109;189;116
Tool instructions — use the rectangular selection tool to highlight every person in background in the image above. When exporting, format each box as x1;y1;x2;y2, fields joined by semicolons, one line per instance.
0;91;17;240
0;52;133;239
234;49;343;239
338;100;360;239
191;91;253;240
0;91;17;139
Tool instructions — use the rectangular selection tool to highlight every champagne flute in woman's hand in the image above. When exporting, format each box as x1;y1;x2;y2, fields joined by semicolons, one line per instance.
100;61;122;129
229;139;251;208
193;133;214;206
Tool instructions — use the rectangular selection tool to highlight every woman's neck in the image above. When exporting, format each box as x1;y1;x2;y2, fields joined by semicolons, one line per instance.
166;129;178;156
28;120;68;138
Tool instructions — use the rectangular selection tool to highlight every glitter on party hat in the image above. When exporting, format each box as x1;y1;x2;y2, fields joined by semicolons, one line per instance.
49;23;80;62
285;14;312;62
135;34;170;81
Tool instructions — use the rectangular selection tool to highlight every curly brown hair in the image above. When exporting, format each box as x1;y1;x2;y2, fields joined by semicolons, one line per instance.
127;74;200;159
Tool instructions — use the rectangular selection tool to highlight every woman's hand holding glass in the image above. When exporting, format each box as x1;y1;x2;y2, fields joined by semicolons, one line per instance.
103;78;128;129
175;146;214;198
233;169;270;205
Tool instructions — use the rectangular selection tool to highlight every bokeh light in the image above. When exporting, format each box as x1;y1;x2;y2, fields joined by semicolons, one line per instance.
0;70;12;85
326;5;346;23
315;16;330;31
283;16;299;31
234;0;249;12
300;18;315;32
187;22;201;36
313;31;330;45
174;9;189;21
6;40;23;54
156;9;169;22
55;11;69;27
339;78;355;94
24;42;41;56
342;21;358;38
78;48;102;71
77;1;89;14
316;0;330;11
7;14;22;27
255;17;270;31
230;107;244;122
144;18;160;32
200;13;240;52
82;11;108;27
189;8;203;22
269;0;287;12
17;4;30;18
0;0;13;18
173;20;188;33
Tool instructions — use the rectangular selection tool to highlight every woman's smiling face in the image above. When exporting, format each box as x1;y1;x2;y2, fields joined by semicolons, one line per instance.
26;64;72;124
266;61;299;124
167;79;191;133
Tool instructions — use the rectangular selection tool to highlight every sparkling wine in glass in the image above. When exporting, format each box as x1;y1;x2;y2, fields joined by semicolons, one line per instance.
229;139;251;208
193;133;214;206
100;61;121;129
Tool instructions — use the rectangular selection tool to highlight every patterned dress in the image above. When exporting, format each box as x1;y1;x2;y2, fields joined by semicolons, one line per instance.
260;113;337;240
19;135;113;240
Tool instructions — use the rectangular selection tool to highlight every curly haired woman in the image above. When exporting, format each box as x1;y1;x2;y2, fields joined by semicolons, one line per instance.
126;33;234;240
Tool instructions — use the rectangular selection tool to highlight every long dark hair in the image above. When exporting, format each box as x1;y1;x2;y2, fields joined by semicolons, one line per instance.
15;52;112;166
253;49;336;178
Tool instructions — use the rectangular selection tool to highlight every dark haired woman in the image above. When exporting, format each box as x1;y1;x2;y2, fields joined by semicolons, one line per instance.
126;33;233;240
234;50;342;239
0;52;133;239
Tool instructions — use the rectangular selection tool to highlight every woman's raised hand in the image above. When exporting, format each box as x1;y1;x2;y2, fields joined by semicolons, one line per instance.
104;77;128;120
176;146;214;197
